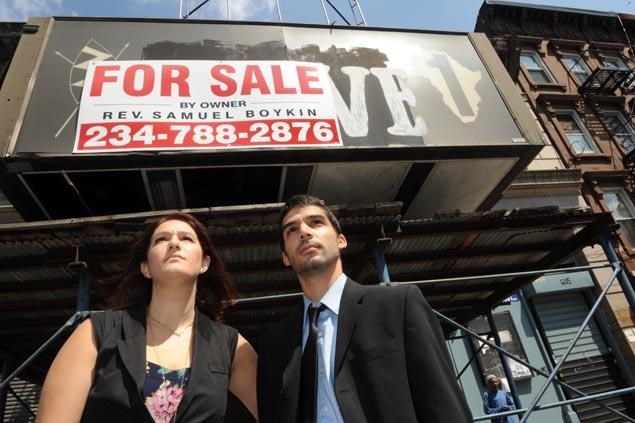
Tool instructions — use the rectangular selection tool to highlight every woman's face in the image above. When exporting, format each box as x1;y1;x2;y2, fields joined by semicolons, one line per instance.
140;219;210;283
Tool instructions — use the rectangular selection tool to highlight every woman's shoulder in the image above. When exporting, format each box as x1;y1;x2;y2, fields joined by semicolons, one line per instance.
199;312;238;337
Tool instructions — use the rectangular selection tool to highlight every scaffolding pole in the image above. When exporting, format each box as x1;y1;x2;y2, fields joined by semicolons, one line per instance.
474;386;635;421
236;263;615;304
0;257;93;394
519;264;621;423
519;292;578;421
486;310;523;418
456;337;488;379
368;239;632;422
434;309;635;422
373;244;391;284
317;0;331;24
0;358;9;422
7;386;35;418
3;239;634;422
348;0;367;26
600;234;635;310
0;311;89;392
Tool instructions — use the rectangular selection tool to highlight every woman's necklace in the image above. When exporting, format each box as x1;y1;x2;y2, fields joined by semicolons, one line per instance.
147;320;191;422
148;314;193;337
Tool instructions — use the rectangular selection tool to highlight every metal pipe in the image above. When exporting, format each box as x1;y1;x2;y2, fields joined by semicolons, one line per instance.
519;265;621;423
0;358;9;422
324;0;351;25
275;0;283;21
8;386;35;418
235;291;302;304
600;234;635;310
233;263;614;304
318;0;331;24
456;336;488;379
76;268;92;312
373;246;391;284
354;0;367;26
474;386;635;421
433;309;635;422
519;290;576;421
487;310;523;417
398;263;613;287
0;311;89;391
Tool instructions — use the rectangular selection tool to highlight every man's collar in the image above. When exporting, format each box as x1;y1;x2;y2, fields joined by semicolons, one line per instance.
302;273;347;316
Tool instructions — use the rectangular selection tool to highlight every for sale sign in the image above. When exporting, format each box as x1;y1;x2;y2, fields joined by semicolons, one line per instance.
74;60;342;152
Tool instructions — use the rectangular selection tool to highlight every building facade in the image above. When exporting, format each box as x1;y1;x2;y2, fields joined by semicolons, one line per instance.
449;2;635;421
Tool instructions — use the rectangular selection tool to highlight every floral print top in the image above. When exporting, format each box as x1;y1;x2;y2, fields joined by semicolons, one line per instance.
144;361;191;423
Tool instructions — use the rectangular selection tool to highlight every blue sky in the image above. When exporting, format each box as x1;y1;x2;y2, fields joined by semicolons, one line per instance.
0;0;633;31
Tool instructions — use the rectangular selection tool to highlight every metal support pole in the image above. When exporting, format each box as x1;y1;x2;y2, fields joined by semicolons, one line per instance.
69;246;91;312
318;0;331;24
487;310;523;417
352;0;367;26
233;263;614;304
8;386;35;418
600;234;635;310
456;336;488;379
0;311;89;392
0;357;9;422
76;267;92;312
373;245;391;284
275;0;283;21
399;263;613;287
519;265;621;423
519;291;578;422
474;386;635;421
433;309;635;422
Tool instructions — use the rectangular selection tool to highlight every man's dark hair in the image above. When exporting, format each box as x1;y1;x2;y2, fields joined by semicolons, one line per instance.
278;194;342;251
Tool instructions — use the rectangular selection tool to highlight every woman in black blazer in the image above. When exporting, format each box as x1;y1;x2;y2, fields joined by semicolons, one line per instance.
37;212;257;422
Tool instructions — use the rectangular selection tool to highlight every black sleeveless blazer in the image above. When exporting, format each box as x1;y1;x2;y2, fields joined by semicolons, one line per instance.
82;303;237;422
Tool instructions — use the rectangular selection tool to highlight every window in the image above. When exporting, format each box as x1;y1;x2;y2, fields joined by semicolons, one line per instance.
602;54;628;70
601;54;635;90
562;53;591;84
555;110;598;154
602;111;635;153
468;312;532;384
520;51;554;83
603;187;635;246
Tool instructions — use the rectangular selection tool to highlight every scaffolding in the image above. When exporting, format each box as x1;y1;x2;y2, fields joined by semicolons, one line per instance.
1;229;634;421
178;0;366;26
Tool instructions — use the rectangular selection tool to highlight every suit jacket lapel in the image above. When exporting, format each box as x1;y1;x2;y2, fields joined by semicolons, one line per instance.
116;302;148;407
334;279;364;376
280;305;304;422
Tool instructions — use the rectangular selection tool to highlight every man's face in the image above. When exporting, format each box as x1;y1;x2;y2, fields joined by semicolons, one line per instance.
281;205;347;276
487;377;500;389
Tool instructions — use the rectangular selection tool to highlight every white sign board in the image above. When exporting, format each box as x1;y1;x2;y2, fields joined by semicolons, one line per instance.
74;60;342;153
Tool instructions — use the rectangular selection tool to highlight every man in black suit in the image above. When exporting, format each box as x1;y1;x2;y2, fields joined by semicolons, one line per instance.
257;195;472;423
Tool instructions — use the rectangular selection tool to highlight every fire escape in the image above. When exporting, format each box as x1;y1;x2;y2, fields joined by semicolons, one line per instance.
575;63;635;190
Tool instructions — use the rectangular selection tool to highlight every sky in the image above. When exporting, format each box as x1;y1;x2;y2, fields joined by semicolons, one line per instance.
0;0;634;32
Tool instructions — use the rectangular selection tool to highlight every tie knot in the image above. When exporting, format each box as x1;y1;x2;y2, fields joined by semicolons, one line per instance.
308;303;326;324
